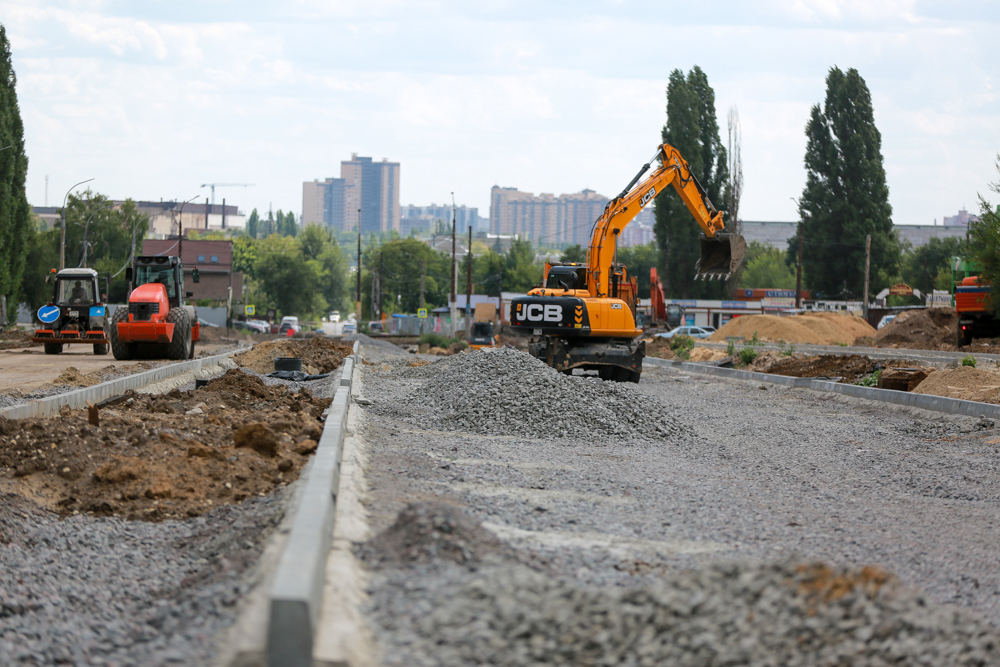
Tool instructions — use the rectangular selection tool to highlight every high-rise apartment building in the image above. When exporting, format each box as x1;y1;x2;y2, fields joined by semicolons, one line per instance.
490;186;609;246
302;154;400;233
400;204;480;236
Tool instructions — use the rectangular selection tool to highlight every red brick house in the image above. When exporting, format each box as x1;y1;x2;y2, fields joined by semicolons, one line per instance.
141;239;244;304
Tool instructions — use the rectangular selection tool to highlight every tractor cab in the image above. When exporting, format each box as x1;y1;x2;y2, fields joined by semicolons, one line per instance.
32;268;110;355
468;321;497;350
129;256;189;310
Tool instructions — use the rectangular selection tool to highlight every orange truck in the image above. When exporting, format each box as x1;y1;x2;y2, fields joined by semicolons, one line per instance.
955;274;998;347
109;255;201;360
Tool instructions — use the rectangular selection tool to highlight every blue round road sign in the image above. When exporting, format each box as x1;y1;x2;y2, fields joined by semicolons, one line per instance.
37;305;60;324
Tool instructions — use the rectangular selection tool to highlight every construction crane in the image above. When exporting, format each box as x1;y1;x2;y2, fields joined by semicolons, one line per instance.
200;183;253;205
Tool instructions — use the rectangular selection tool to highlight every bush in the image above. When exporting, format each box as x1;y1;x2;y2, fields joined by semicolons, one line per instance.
782;344;795;357
856;369;881;387
749;331;761;346
669;335;695;361
738;346;758;366
962;354;977;368
419;333;467;349
726;340;736;356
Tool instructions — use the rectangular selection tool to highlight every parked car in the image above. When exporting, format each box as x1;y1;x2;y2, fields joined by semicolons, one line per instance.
700;326;717;334
877;314;896;330
330;311;341;323
342;322;357;334
367;320;384;333
656;325;713;339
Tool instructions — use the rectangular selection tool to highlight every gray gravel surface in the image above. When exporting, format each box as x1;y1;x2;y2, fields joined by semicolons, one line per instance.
343;333;407;356
354;343;1000;665
0;490;289;666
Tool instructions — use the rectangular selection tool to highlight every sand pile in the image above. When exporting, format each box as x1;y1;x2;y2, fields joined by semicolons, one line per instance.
709;313;875;345
912;366;1000;404
689;347;728;362
644;337;678;360
869;308;959;350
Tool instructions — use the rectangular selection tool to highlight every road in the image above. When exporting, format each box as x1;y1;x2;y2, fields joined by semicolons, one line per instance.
352;345;1000;663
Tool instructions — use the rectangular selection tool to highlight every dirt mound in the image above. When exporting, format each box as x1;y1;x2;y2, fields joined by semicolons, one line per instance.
751;354;881;383
709;313;875;345
912;366;1000;404
0;371;331;521
644;337;678;360
0;330;37;350
358;501;509;568
869;308;959;350
235;337;352;375
689;347;728;362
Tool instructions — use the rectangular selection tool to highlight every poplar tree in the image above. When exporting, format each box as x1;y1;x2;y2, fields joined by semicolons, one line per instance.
0;25;31;324
653;66;729;299
788;66;899;298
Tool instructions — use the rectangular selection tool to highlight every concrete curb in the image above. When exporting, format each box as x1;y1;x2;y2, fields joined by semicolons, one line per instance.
645;357;1000;419
0;349;243;421
697;340;1000;364
266;343;359;667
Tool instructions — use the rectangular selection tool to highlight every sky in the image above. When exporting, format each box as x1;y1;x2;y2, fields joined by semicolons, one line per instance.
2;0;999;227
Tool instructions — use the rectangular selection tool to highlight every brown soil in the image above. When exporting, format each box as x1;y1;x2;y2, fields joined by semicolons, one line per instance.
644;337;678;360
750;353;881;383
709;313;876;345
235;336;352;375
51;364;158;388
357;500;510;568
689;347;728;362
0;369;331;521
862;308;959;351
0;329;37;350
912;366;1000;404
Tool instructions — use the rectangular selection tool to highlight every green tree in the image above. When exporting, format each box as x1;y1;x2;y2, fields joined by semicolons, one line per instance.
559;244;586;264
617;242;659;297
285;211;298;238
17;222;59;314
738;242;796;289
254;235;325;317
232;235;259;279
0;25;31;324
298;222;328;261
316;242;350;312
901;236;966;297
247;209;259;239
503;238;543;292
653;66;729;300
788;66;899;299
966;154;1000;313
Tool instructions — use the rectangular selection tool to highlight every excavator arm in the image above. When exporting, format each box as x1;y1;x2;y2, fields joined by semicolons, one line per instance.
587;143;746;297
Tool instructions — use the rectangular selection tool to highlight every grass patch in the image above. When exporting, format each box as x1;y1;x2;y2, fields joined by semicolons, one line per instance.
419;333;467;349
962;354;977;368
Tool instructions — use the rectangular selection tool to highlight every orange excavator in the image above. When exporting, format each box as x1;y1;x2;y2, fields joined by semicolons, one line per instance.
510;143;745;382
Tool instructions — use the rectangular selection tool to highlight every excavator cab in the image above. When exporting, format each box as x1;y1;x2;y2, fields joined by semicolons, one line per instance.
696;232;746;281
545;264;586;291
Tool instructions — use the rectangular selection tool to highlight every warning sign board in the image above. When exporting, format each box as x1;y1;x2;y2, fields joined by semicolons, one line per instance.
245;305;255;316
417;307;428;319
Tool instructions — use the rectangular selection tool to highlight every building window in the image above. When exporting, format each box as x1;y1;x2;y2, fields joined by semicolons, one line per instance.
198;255;205;262
211;256;218;263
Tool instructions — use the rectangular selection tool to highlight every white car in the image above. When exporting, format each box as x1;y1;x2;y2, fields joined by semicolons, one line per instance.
656;325;713;339
330;311;341;323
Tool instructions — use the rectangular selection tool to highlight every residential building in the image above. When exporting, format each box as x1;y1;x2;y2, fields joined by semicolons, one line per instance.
138;201;245;238
739;220;969;249
400;204;480;236
302;154;400;233
943;207;979;227
141;238;243;303
490;186;609;246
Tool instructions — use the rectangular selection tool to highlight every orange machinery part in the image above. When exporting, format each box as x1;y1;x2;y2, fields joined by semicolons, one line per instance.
31;330;109;344
117;321;175;344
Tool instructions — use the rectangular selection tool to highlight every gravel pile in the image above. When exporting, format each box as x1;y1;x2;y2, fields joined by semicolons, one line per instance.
343;333;406;356
396;347;686;441
0;490;288;665
371;559;1000;666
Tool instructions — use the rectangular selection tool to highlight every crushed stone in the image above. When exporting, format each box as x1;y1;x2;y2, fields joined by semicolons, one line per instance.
369;558;1000;667
371;347;687;441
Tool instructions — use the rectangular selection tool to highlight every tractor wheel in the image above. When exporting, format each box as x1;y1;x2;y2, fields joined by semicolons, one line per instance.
93;343;109;355
109;308;135;361
44;343;63;355
165;308;191;360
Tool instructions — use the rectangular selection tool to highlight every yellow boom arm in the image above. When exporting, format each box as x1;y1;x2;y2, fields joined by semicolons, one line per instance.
587;143;736;297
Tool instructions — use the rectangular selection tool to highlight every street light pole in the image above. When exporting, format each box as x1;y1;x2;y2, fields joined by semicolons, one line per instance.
60;178;95;271
78;201;117;267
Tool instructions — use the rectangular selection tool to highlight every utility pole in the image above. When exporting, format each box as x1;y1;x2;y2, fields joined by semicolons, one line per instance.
378;250;384;322
863;233;872;322
450;193;457;337
59;178;95;271
222;198;226;230
204;198;209;229
796;233;803;309
355;212;362;323
419;258;426;335
466;223;473;338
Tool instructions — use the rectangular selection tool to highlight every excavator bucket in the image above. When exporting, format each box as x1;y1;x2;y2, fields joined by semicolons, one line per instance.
695;232;747;280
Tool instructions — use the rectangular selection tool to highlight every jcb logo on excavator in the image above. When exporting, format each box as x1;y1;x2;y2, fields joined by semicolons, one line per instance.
640;187;656;208
515;303;563;322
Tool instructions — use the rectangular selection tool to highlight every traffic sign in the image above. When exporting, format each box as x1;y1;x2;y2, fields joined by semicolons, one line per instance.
245;305;256;316
417;307;428;319
37;305;60;324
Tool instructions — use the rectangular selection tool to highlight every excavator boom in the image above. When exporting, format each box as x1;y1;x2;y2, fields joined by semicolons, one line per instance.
587;144;745;293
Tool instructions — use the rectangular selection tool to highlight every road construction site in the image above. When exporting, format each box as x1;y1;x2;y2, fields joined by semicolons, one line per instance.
5;333;1000;665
